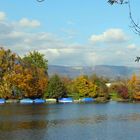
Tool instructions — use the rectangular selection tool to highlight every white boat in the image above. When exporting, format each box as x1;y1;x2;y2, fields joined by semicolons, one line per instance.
20;98;33;104
58;98;73;103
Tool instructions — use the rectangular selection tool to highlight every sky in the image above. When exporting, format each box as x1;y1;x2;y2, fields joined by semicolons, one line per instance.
0;0;140;67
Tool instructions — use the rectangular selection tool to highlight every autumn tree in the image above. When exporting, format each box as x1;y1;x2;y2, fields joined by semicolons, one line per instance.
73;75;97;98
21;51;48;98
60;76;74;96
0;80;12;99
4;63;48;99
0;48;48;99
127;74;137;100
116;83;129;99
0;48;21;98
90;74;109;99
46;74;67;100
127;74;140;100
0;48;20;79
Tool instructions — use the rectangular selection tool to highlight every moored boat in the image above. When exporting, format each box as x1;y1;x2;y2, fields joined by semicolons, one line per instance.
73;99;81;103
34;99;45;104
58;98;73;103
6;99;19;103
46;98;57;103
20;98;33;104
0;99;5;104
80;97;94;102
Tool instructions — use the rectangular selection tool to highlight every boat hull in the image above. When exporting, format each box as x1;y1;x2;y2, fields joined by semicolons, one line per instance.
34;99;45;104
58;98;73;103
0;99;5;104
20;99;33;104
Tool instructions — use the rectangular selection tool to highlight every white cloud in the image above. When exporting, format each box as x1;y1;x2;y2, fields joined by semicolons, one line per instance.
0;12;6;21
19;18;40;28
85;52;99;65
61;28;77;39
90;28;128;44
127;44;136;49
0;12;138;67
116;51;124;55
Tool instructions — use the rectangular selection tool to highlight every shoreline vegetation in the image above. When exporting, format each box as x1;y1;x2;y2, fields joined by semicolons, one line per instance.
0;48;140;104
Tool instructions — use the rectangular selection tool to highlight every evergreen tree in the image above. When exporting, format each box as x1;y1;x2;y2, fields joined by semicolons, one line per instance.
46;74;67;99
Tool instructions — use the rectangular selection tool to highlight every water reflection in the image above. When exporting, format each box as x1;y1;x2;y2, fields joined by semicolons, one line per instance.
1;103;140;140
0;115;108;132
0;120;47;131
116;113;140;121
0;104;47;140
2;113;140;132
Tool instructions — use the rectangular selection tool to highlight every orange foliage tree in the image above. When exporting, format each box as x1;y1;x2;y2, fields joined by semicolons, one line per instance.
4;61;48;99
0;48;48;99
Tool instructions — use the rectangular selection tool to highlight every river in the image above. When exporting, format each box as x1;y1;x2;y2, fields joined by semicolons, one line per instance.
0;102;140;140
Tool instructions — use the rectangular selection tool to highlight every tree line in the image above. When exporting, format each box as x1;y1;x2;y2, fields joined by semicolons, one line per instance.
0;47;140;102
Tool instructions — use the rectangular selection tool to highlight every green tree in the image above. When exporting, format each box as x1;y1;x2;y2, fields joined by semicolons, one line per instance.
23;50;48;74
46;74;67;100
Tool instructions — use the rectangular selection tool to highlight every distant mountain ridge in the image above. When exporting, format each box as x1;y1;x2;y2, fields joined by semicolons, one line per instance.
48;65;140;78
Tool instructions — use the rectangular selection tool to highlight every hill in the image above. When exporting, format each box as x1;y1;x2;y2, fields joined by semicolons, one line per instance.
48;65;140;79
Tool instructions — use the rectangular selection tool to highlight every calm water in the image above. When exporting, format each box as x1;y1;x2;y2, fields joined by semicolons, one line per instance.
0;102;140;140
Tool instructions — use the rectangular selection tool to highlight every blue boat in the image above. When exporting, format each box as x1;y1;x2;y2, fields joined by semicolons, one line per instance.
34;99;45;104
0;99;5;104
20;98;33;104
58;98;73;103
81;97;94;102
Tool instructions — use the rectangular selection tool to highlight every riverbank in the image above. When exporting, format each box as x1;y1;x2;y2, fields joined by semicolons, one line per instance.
0;97;139;104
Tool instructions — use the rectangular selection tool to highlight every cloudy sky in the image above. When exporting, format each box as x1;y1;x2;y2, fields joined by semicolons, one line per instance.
0;0;140;66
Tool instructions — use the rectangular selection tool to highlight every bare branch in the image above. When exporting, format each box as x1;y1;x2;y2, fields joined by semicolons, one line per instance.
108;0;140;36
108;0;128;5
128;0;140;35
36;0;45;2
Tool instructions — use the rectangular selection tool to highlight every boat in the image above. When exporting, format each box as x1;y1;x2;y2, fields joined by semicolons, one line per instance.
81;97;94;102
73;99;81;103
34;99;45;104
58;98;73;103
0;99;5;104
20;98;33;104
6;99;19;103
46;98;57;103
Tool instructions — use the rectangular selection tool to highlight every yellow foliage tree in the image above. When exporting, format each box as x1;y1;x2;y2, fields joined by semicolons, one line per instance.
128;74;138;100
0;80;12;98
73;76;97;97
